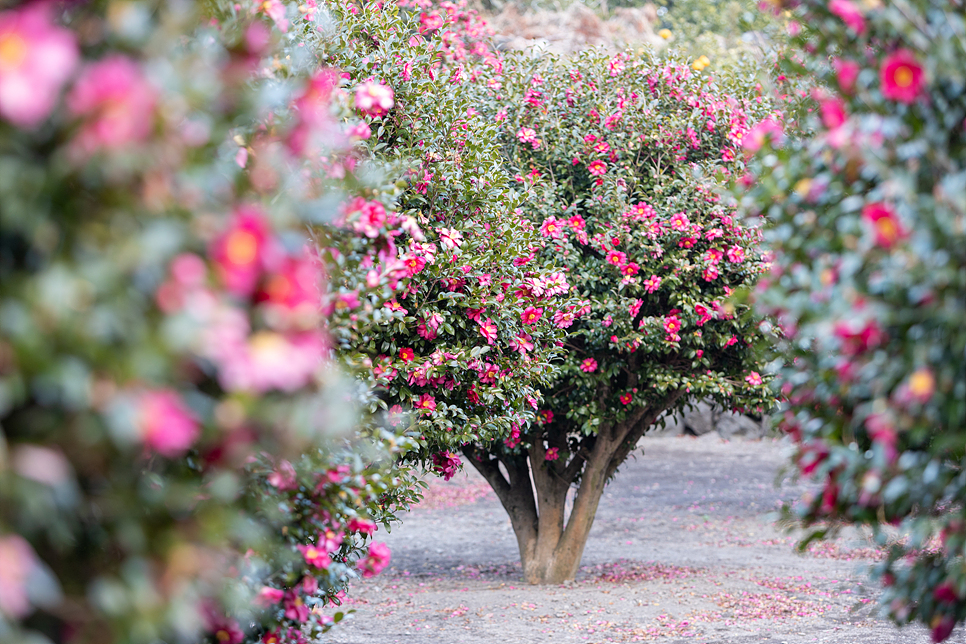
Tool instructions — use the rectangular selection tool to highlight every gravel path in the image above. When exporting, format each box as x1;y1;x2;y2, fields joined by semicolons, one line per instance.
327;435;946;644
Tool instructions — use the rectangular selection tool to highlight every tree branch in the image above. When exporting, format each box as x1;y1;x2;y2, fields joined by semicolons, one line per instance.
605;389;686;480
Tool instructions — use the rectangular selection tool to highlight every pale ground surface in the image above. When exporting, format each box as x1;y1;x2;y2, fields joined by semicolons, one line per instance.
327;435;950;644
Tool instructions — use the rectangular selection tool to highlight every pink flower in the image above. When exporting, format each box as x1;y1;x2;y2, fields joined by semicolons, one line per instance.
260;0;290;32
355;82;394;116
568;215;586;231
620;263;639;277
833;58;861;93
402;254;427;276
0;534;37;618
415;393;437;413
208;615;245;644
540;216;563;239
588;159;607;176
298;543;332;569
643;275;662;293
880;49;923;104
745;371;763;386
479;317;498;345
663;314;682;335
255;586;286;607
580;358;598;373
619;392;633;405
606;250;627;266
742;119;784;153
399;347;415;362
517;127;539;148
357;542;392;578
136;390;199;457
348;518;378;535
829;0;865;34
504;425;522;449
702;266;719;281
432;451;461;481
216;331;325;393
862;202;906;248
509;332;534;354
628;299;643;319
0;4;78;127
553;308;576;329
694;303;713;326
345;198;388;238
210;207;273;297
67;55;157;154
258;255;322;328
726;245;745;263
438;227;463;249
267;459;298;491
538;410;554;424
419;12;444;34
283;590;310;622
608;56;625;76
669;212;690;231
521;306;543;325
545;447;560;461
820;98;847;130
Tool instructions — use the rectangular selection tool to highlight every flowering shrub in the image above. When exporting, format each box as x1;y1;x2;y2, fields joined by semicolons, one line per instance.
0;2;422;642
456;49;779;584
306;2;572;466
741;0;966;640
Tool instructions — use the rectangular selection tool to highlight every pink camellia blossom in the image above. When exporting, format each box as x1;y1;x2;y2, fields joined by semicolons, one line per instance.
694;303;713;326
833;58;861;93
67;55;157;154
0;534;37;618
479;317;498;344
702;266;719;281
606;250;627;266
726;245;745;263
504;424;522;449
136;390;199;457
258;254;322;330
217;330;325;393
745;371;763;386
210;207;274;297
509;332;534;354
608;55;625;76
628;299;643;319
255;587;285;607
579;358;597;373
438;227;463;249
355;82;394;117
259;0;289;32
643;275;662;293
540;216;563;239
283;590;309;622
357;542;392;578
820;98;847;130
619;392;633;405
620;263;639;277
517;126;539;148
297;543;332;569
742;119;784;154
346;198;388;238
401;254;427;276
415;393;436;413
267;459;298;491
880;49;923;104
538;410;554;425
588;159;607;176
829;0;865;34
0;4;78;127
669;212;690;231
545;447;560;461
419;12;444;34
862;202;906;248
206;613;245;644
432;451;461;481
521;306;543;325
348;518;377;535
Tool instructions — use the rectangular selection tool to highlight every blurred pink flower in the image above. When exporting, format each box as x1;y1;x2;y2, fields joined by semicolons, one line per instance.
355;82;394;117
829;0;865;34
862;202;905;248
297;543;331;569
347;518;377;535
358;542;391;578
0;534;37;618
255;586;285;607
258;254;322;330
880;49;923;104
0;4;78;127
545;447;560;461
267;459;297;491
216;330;325;393
67;55;157;153
136;390;199;457
833;58;861;93
432;451;461;481
210;207;275;297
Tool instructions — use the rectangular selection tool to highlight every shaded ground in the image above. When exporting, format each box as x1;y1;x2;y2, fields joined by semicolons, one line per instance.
327;435;943;643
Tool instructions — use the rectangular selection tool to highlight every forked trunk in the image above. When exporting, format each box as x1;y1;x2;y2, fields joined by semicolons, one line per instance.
463;395;682;585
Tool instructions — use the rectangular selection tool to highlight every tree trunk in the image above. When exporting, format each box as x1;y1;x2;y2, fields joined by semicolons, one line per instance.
463;393;683;585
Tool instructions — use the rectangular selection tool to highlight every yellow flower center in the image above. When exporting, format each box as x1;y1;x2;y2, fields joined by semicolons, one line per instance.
225;230;258;265
0;32;27;70
216;630;232;642
875;217;898;243
908;369;934;398
893;65;914;88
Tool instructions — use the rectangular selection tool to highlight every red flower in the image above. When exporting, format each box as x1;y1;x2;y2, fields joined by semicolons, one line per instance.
521;306;544;325
862;202;906;248
619;392;633;405
399;347;415;362
880;49;923;104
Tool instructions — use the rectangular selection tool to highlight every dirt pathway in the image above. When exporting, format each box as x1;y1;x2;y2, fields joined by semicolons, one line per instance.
327;435;944;644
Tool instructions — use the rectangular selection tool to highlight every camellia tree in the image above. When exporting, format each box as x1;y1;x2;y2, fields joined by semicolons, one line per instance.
449;50;780;584
0;2;429;643
741;0;966;641
308;1;574;477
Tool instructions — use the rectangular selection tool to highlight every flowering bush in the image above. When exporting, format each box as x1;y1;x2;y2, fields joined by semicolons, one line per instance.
741;0;966;640
0;2;422;642
456;49;779;584
306;2;572;466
